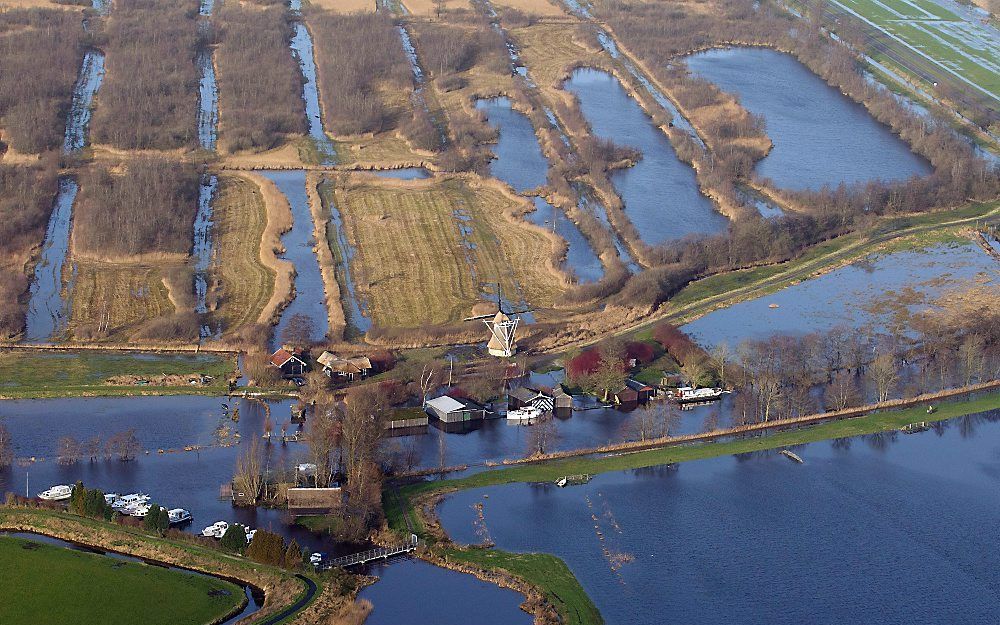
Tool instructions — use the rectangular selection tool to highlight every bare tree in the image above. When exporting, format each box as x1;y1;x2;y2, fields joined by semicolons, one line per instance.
959;333;986;386
105;429;140;462
56;436;81;465
527;415;558;457
83;436;102;462
341;386;384;501
825;371;861;411
419;364;437;407
233;438;264;505
308;403;341;488
869;351;899;403
711;343;732;389
280;313;315;349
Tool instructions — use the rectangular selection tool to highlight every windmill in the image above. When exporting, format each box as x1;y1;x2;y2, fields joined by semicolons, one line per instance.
464;284;531;358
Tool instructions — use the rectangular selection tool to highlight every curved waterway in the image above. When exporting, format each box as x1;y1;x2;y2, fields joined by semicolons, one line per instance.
681;241;1000;348
475;97;603;283
439;409;1000;624
685;47;933;191
2;532;263;624
288;0;336;165
358;558;532;625
23;178;78;341
564;68;727;246
0;395;342;553
262;171;330;346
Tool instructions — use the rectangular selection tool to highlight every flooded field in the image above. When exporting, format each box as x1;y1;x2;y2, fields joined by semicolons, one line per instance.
193;176;218;339
197;50;218;151
0;395;338;552
359;558;532;625
686;47;933;190
439;409;1000;624
261;171;329;346
475;97;603;283
62;50;105;154
564;68;727;246
682;241;999;348
289;0;337;164
323;183;371;336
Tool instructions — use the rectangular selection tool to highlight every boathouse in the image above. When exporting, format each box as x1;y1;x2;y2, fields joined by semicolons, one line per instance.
507;386;554;411
425;395;488;423
625;378;654;404
553;388;573;418
317;351;373;381
269;348;308;377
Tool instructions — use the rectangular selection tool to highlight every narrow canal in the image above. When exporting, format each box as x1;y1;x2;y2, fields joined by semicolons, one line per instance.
685;47;934;190
262;171;330;346
23;179;78;342
439;408;1000;624
564;68;728;246
288;0;337;165
322;181;372;337
475;97;604;284
193;175;218;339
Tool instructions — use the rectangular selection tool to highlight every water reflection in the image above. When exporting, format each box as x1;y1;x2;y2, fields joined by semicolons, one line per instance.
24;178;78;341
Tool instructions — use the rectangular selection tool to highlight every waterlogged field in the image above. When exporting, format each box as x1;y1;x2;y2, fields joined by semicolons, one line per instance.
0;535;244;625
330;176;560;327
831;0;1000;101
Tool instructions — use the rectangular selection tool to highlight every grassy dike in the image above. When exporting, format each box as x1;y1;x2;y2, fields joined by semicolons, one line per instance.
386;391;1000;625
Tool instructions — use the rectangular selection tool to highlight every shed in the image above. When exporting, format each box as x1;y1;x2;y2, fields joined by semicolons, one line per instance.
426;395;488;423
625;378;654;404
386;407;429;430
270;348;308;377
286;487;342;515
317;351;373;381
612;386;639;408
553;388;573;418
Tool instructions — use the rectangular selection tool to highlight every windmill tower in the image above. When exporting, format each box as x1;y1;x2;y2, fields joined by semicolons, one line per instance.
465;284;531;358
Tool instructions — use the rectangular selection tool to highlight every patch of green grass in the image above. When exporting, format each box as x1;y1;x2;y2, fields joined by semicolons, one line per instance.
442;547;603;625
0;535;244;625
0;350;234;399
295;514;344;535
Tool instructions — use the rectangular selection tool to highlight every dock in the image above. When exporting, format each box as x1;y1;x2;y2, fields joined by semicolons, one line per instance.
555;474;593;487
779;449;804;464
322;534;420;569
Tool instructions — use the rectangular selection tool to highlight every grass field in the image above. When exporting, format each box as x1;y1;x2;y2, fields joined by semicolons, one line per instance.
329;175;561;327
208;174;275;334
0;350;233;398
0;535;244;625
65;260;177;342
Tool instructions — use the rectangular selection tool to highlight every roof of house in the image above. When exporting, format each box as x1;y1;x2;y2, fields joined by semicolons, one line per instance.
625;378;653;392
509;386;550;402
426;395;467;414
270;348;305;368
317;351;373;374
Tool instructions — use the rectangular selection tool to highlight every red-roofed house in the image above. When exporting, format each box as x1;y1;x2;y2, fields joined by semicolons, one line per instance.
269;348;308;377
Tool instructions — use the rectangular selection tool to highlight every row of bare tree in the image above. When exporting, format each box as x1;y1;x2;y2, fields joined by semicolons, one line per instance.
56;430;142;464
0;8;86;153
90;0;202;150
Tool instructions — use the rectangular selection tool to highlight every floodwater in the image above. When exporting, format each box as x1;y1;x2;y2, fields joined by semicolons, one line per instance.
685;47;933;191
288;0;337;165
23;178;78;342
2;532;264;625
682;241;999;348
193;175;218;339
475;98;604;283
359;558;532;625
197;51;219;151
439;409;1000;625
564;68;727;246
62;50;105;154
0;395;340;553
372;168;431;180
395;23;448;148
261;171;330;347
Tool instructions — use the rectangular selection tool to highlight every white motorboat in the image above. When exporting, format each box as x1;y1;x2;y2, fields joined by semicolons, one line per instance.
506;406;541;422
104;493;119;504
37;485;74;501
201;521;229;538
111;493;150;511
167;508;192;525
128;503;151;518
309;552;325;566
672;386;725;403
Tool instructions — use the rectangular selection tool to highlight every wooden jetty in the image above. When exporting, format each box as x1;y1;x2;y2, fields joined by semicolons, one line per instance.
323;534;420;569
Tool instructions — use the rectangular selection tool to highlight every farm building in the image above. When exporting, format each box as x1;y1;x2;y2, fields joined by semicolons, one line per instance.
269;348;308;377
508;386;554;411
317;351;373;380
425;395;489;423
553;388;573;418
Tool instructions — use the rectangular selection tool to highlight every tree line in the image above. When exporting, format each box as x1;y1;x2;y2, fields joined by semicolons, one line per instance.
90;0;202;150
73;158;199;258
214;0;306;152
0;8;86;154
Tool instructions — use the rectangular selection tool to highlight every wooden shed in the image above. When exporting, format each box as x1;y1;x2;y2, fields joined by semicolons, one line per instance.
425;396;488;423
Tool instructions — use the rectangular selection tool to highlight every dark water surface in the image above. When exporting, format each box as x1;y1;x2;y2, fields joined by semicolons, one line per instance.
440;410;1000;625
475;97;604;283
261;171;330;347
685;47;932;191
564;68;727;246
358;558;532;625
289;0;336;165
24;178;78;341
